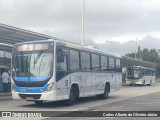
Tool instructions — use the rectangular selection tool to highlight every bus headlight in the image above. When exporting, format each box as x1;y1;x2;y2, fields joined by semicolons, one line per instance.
46;82;54;91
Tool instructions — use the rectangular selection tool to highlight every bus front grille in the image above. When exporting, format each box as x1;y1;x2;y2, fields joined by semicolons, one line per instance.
18;94;41;99
14;81;47;87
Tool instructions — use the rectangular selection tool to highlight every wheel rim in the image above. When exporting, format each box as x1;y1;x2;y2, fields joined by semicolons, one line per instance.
105;91;108;97
105;85;109;97
70;90;75;102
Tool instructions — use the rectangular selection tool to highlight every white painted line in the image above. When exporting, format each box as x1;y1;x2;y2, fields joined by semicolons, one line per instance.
136;102;160;104
77;117;117;120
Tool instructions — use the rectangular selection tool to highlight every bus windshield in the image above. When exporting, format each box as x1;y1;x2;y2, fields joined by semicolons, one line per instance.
12;43;54;82
127;68;141;79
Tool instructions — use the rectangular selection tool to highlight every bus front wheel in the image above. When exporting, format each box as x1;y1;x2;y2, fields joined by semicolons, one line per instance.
66;86;77;106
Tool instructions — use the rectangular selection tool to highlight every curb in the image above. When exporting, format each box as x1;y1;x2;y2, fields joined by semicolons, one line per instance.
0;93;12;97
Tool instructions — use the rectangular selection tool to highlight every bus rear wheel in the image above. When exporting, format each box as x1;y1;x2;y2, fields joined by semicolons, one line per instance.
97;83;110;99
147;80;152;86
143;80;145;86
66;86;77;106
103;84;110;99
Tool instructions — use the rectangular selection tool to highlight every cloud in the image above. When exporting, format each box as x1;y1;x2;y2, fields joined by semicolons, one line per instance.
0;0;160;43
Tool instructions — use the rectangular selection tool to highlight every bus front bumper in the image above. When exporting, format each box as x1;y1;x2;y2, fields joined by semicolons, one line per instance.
12;90;57;101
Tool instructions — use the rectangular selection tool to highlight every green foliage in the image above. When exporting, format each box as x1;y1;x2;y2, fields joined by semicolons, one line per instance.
126;47;160;77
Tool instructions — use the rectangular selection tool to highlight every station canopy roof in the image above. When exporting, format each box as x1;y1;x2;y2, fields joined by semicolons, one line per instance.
0;23;53;52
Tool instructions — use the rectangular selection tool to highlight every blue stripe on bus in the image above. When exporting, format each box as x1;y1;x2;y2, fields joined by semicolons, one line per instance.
13;76;50;82
13;83;48;93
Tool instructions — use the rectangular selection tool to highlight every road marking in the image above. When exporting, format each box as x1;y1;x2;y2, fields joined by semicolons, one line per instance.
111;107;117;109
136;102;160;104
77;117;117;120
99;105;124;109
92;109;98;111
117;106;124;108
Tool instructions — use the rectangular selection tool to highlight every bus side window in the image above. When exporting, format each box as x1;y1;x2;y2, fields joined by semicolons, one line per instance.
91;54;100;71
109;57;115;71
70;50;80;71
142;69;144;76
56;54;68;81
81;52;91;71
115;58;121;72
101;56;108;71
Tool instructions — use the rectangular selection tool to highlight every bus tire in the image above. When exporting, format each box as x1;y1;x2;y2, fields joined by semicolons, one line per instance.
147;81;152;86
34;101;43;105
66;86;77;106
143;80;145;86
103;83;110;99
97;83;110;99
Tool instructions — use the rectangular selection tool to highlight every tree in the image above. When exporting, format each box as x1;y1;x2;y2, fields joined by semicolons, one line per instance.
126;48;160;77
142;48;150;61
126;52;135;58
136;46;142;59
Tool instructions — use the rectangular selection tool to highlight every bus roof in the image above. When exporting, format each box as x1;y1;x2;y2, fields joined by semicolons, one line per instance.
128;66;156;70
14;39;121;58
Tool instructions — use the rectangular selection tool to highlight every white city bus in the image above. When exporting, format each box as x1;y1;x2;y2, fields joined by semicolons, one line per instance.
11;39;122;105
126;66;156;86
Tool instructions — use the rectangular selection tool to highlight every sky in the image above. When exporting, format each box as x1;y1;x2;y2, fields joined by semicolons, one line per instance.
0;0;160;43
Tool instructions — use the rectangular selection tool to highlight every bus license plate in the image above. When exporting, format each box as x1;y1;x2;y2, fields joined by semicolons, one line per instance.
26;96;33;100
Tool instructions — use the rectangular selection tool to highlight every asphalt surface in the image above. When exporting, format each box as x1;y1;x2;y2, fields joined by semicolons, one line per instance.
46;91;160;120
1;84;160;111
1;84;160;120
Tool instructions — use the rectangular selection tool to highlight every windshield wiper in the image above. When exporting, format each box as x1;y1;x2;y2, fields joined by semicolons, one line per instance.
34;50;43;65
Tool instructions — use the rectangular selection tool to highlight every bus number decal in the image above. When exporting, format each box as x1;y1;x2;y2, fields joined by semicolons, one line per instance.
65;80;68;86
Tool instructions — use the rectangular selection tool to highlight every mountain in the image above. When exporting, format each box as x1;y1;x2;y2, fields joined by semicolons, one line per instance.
138;35;160;49
0;35;159;57
81;35;160;55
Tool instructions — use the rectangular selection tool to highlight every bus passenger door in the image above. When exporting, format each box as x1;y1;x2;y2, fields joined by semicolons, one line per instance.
56;49;70;100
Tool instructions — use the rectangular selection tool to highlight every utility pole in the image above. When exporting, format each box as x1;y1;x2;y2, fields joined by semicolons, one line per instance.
81;0;85;45
135;38;138;59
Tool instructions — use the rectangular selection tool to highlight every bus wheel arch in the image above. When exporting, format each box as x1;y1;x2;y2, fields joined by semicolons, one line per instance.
147;80;152;86
97;82;110;99
66;83;79;106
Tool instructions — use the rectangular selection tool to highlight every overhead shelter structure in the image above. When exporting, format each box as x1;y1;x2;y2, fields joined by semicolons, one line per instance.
122;56;155;69
0;23;53;52
0;23;55;66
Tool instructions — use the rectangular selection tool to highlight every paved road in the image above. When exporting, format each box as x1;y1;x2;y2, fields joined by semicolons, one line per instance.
1;84;160;120
0;84;160;111
47;91;160;120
